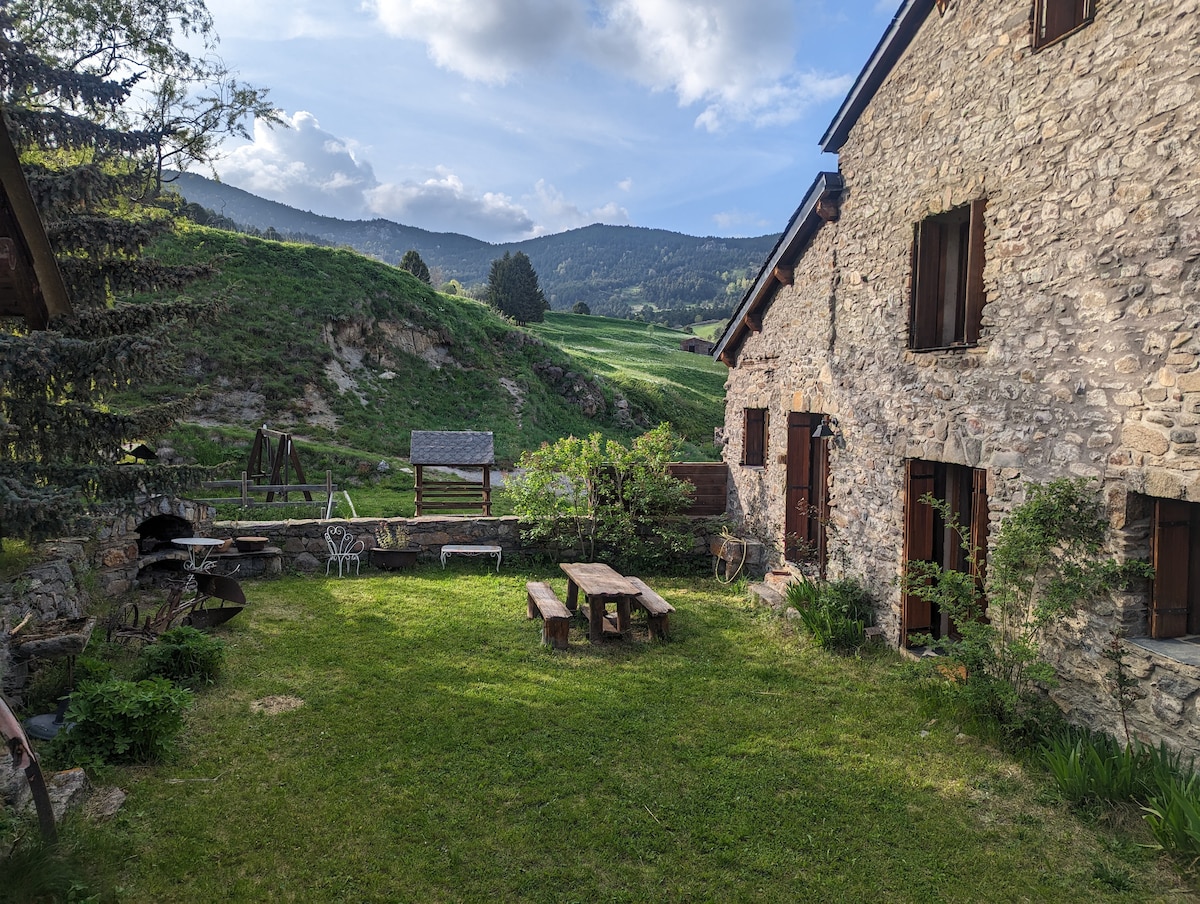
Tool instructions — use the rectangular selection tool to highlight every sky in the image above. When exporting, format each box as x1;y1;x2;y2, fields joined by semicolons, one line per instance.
194;0;899;243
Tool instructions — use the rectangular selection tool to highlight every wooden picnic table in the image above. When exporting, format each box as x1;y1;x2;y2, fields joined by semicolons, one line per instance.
559;562;641;643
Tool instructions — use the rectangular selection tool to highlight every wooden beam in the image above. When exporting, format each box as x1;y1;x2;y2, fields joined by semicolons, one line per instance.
772;264;794;286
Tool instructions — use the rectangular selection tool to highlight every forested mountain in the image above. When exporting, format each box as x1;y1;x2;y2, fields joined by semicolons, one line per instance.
169;172;776;324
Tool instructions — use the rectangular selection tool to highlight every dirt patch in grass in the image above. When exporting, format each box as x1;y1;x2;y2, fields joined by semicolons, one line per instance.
249;695;304;715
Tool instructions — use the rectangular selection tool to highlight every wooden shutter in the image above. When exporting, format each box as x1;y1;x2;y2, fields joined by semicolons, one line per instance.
1152;499;1191;639
785;413;813;545
964;198;987;345
902;460;937;640
743;409;765;467
1037;0;1093;47
969;468;989;589
910;219;941;349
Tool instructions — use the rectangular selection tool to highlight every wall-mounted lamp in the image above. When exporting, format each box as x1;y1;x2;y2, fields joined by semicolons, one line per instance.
812;415;841;441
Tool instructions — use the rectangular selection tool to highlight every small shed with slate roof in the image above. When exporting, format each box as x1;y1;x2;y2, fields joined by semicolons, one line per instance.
409;431;495;516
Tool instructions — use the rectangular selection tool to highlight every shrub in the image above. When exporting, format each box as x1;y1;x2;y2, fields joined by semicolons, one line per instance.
902;478;1152;748
48;676;192;768
136;626;226;687
501;424;695;571
785;578;873;654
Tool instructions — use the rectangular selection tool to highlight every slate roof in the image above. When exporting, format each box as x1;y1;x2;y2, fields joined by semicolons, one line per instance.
409;431;495;466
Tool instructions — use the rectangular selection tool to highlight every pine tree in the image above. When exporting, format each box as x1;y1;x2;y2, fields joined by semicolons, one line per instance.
399;249;431;284
485;251;546;325
0;3;271;546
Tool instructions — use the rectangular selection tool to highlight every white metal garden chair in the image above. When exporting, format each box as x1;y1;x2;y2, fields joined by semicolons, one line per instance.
325;525;365;577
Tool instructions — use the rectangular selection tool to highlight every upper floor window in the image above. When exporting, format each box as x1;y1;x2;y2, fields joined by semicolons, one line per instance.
909;199;986;351
742;408;767;467
1033;0;1095;50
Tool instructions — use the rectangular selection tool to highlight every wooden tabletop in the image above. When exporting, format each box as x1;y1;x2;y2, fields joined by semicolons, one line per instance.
559;562;638;598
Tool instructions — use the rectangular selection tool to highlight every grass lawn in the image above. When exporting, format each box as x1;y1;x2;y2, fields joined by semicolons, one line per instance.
71;570;1190;902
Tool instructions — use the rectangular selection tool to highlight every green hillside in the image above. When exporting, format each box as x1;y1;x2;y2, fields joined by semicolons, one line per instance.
131;225;725;467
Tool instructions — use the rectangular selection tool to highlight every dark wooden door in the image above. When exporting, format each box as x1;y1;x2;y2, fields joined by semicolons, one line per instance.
785;413;827;571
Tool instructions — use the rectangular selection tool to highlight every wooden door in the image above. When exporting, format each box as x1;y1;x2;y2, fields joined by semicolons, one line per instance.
785;413;827;571
1152;499;1193;638
902;460;936;641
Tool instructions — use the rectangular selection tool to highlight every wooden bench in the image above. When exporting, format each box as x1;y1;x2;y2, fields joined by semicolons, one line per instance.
526;581;571;650
625;576;675;640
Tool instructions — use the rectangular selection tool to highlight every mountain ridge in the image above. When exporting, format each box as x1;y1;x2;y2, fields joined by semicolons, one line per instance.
169;171;777;323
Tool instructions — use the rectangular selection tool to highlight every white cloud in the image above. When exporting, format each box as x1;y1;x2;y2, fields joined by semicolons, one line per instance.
367;0;848;128
617;177;633;192
218;112;378;219
204;0;368;39
366;170;536;239
527;180;630;235
217;112;641;241
365;0;584;83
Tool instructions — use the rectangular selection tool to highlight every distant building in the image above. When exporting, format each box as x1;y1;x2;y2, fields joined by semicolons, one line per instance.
680;337;715;355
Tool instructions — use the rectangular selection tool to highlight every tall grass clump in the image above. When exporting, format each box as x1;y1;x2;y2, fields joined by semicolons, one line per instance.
785;577;873;653
1144;773;1200;864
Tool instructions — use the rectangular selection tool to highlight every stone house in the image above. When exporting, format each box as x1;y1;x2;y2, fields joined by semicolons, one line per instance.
714;0;1199;749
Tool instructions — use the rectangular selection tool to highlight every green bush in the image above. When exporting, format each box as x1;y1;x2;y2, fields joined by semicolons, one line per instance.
785;578;873;653
48;676;193;768
136;626;226;687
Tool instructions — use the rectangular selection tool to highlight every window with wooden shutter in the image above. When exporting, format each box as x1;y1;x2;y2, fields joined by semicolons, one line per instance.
742;408;767;467
909;201;986;351
1150;499;1200;638
1033;0;1095;50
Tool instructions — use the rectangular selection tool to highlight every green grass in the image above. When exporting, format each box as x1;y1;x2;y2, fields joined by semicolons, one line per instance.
527;313;726;457
64;572;1188;902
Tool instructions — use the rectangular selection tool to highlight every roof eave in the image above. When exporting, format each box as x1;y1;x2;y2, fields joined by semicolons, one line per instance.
819;0;935;153
713;172;843;366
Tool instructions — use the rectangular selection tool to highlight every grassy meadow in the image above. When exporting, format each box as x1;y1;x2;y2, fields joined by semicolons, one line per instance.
65;570;1190;903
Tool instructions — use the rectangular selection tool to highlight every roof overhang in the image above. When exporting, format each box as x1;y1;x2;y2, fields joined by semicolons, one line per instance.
712;172;843;367
0;109;72;328
819;0;935;153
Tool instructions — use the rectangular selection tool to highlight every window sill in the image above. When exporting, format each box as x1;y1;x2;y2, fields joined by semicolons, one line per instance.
739;464;767;471
1126;636;1200;668
907;342;977;354
1031;19;1094;53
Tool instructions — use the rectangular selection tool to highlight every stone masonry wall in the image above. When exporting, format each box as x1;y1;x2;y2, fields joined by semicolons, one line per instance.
722;0;1199;750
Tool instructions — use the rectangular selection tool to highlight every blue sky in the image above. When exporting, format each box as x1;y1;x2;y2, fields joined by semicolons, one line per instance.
196;0;897;242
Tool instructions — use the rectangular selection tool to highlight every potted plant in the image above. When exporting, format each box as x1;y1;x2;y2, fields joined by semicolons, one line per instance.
371;522;420;570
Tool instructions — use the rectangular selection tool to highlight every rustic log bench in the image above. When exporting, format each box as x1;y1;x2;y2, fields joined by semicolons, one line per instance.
526;581;571;650
625;576;675;640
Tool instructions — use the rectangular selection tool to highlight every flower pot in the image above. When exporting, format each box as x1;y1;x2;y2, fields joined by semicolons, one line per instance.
371;547;420;570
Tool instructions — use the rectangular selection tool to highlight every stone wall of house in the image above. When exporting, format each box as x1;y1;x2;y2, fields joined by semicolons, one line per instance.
722;0;1199;749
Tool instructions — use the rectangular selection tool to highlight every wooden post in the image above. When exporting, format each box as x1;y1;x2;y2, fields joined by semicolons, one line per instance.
241;471;249;508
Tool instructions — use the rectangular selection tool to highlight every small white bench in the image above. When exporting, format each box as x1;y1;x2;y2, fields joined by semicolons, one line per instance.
439;544;502;572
